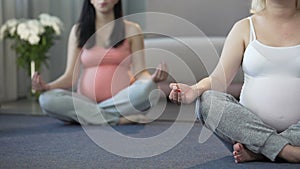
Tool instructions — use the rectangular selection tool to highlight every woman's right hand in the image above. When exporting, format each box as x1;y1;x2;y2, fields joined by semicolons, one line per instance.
32;72;50;92
169;83;199;104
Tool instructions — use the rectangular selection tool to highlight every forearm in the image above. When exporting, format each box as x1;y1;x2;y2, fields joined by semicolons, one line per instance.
47;74;74;90
192;75;230;97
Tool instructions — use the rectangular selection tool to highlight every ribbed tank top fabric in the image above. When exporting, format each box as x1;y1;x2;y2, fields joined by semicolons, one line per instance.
78;40;132;102
239;17;300;132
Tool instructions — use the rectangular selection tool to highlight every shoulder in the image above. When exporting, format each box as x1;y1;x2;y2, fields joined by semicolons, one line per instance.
231;17;250;33
69;24;78;38
124;20;144;50
124;20;143;37
227;17;252;46
70;24;79;34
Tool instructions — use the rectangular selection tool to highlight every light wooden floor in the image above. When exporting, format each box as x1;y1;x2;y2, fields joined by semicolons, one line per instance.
0;99;43;116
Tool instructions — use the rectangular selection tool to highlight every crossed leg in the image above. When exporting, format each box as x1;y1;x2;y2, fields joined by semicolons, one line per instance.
197;90;300;163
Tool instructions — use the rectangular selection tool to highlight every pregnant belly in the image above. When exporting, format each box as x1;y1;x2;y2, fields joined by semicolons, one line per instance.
240;77;300;132
79;66;130;102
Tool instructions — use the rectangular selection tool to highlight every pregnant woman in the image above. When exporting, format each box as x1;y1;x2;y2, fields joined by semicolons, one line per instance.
32;0;168;125
169;0;300;163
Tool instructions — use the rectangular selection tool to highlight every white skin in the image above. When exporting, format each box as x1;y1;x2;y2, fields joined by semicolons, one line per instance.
169;0;300;163
32;0;168;124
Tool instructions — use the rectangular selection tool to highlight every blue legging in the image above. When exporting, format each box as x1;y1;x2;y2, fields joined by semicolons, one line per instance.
39;80;160;125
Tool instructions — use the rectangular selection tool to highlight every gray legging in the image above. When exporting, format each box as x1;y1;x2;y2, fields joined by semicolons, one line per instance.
39;80;160;125
196;90;300;161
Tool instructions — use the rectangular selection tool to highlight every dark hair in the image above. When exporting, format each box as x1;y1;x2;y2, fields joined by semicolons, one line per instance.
77;0;125;49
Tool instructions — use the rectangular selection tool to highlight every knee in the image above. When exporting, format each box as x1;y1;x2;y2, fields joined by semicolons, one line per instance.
130;80;159;102
196;90;215;121
39;89;65;110
134;79;157;93
197;90;227;121
129;80;160;111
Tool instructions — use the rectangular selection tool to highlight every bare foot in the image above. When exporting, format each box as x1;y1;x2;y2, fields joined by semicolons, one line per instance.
118;114;152;125
278;145;300;163
233;143;265;163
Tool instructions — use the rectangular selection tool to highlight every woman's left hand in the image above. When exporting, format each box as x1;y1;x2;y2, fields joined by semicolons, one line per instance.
169;83;198;104
151;62;168;83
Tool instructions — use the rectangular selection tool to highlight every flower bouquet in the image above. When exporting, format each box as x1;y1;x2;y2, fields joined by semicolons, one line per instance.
0;13;63;76
0;13;63;98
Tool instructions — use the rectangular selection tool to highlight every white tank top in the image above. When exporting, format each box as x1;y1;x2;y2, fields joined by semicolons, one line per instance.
239;17;300;132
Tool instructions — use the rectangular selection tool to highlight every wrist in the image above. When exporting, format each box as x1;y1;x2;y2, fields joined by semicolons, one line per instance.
191;84;203;97
44;84;51;91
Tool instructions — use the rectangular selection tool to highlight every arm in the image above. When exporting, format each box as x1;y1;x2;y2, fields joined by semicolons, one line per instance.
32;25;81;91
127;21;168;83
169;19;249;104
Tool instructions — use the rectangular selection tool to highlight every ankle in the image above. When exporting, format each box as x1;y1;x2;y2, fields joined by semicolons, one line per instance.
278;144;300;163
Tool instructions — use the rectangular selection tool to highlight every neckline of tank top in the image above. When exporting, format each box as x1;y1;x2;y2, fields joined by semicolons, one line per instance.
249;39;300;49
246;40;300;65
85;39;130;50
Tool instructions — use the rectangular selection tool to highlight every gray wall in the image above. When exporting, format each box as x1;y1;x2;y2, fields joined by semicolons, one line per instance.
145;0;251;37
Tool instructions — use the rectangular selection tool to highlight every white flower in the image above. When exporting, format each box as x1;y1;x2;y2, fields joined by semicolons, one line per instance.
0;19;19;39
0;24;7;40
39;13;52;27
52;24;61;35
9;26;16;36
27;19;44;35
28;34;40;45
6;19;18;28
17;23;30;40
52;16;63;26
6;19;19;37
39;13;63;35
39;13;51;20
53;17;63;35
